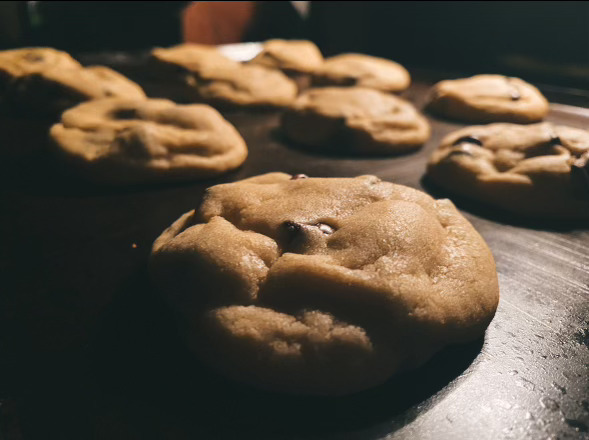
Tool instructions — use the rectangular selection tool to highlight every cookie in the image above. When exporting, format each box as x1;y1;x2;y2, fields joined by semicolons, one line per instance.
0;47;79;114
312;54;410;93
0;47;146;117
281;87;430;155
151;44;297;107
150;173;499;395
248;39;324;75
426;75;549;123
191;63;298;108
0;47;82;78
427;122;589;218
150;44;239;79
11;65;146;116
50;98;248;184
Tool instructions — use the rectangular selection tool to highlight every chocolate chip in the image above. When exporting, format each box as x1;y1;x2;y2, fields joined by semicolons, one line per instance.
282;220;334;236
283;221;303;235
444;144;475;160
290;174;308;180
452;135;483;147
280;220;336;253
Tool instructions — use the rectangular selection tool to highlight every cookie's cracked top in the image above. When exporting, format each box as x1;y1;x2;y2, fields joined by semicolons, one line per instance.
427;122;589;218
282;87;430;154
150;173;499;395
50;98;247;184
312;54;411;92
426;75;549;123
150;44;297;108
248;39;324;74
0;47;82;78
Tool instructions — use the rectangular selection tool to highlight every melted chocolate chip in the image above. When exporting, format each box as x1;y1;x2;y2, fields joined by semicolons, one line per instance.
280;220;336;253
445;144;475;159
282;221;334;236
452;135;483;147
283;220;302;235
290;174;308;180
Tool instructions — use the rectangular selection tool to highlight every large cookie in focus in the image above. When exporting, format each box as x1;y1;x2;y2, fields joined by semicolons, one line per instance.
150;173;499;395
312;53;410;93
50;98;247;184
427;122;589;218
281;87;430;155
426;75;549;123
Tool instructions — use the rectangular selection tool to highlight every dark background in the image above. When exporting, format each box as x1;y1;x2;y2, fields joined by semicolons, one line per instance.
1;1;588;89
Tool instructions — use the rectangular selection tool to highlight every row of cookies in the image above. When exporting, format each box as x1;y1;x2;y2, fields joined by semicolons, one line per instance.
2;43;588;219
0;43;422;183
247;42;588;219
149;39;412;107
0;47;251;183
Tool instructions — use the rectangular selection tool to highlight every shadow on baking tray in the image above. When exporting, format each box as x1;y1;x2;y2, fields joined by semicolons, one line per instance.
421;175;589;232
269;126;420;160
79;267;484;439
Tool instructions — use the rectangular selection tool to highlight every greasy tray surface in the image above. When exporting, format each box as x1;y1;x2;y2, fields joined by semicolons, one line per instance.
0;57;588;440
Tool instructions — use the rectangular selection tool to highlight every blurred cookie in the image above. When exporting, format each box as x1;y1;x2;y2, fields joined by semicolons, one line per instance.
11;65;146;116
151;44;297;107
150;172;499;395
50;98;247;184
248;39;324;75
150;43;238;80
281;87;430;155
0;47;81;78
312;54;410;93
427;122;589;218
195;63;298;108
0;47;145;117
426;75;549;123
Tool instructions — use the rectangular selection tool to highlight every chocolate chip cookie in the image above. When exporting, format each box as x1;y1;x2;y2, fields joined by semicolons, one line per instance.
427;122;589;218
312;54;410;93
0;47;146;117
150;173;499;395
248;39;324;75
281;87;430;155
151;44;297;107
50;98;248;184
426;75;549;123
0;47;82;78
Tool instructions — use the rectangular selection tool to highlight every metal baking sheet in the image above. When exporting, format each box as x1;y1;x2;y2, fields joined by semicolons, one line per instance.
0;56;587;440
